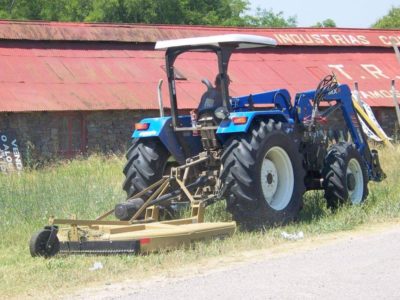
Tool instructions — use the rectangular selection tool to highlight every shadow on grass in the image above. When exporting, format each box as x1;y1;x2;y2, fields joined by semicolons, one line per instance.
298;191;330;224
204;193;331;232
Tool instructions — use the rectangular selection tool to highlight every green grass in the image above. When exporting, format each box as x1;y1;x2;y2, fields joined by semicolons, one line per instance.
1;146;400;299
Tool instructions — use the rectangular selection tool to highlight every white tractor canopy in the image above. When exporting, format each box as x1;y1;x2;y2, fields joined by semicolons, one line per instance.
157;34;277;129
155;34;277;50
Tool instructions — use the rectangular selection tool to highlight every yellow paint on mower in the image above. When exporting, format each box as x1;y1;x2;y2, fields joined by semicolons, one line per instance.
51;204;235;255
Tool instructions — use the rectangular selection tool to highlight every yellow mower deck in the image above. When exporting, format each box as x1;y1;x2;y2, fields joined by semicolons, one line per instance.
32;200;236;256
56;218;236;254
51;206;236;253
30;158;236;257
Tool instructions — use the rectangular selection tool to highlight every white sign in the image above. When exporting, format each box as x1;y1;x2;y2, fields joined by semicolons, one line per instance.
0;132;23;173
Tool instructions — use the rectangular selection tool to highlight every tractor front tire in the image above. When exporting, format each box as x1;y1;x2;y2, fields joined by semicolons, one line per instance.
322;142;369;209
221;120;305;230
123;138;170;199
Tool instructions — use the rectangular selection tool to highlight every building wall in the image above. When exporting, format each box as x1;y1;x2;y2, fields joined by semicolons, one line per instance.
0;107;397;165
372;107;399;138
86;110;166;153
321;107;398;139
0;110;157;164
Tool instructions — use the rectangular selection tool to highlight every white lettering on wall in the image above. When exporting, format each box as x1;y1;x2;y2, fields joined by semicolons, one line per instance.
361;64;390;79
357;35;370;45
359;90;400;99
325;64;398;81
0;134;23;173
327;64;353;80
379;35;400;45
273;33;373;46
12;139;23;170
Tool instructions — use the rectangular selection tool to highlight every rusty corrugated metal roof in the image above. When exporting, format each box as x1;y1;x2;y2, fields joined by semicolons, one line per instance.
0;20;399;48
0;22;399;112
0;40;399;112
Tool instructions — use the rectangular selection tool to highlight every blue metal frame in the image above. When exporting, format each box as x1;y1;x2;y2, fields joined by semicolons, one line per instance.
132;89;295;161
293;84;376;179
216;89;294;137
132;116;203;164
294;84;366;152
216;111;290;135
231;89;292;114
131;84;377;180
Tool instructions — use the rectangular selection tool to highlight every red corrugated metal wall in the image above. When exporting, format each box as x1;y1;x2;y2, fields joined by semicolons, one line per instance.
0;23;399;113
0;41;399;112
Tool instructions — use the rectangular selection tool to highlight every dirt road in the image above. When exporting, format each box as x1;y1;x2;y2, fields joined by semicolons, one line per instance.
69;225;400;300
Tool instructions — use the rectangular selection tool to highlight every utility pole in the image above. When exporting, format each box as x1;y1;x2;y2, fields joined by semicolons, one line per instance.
390;38;400;128
390;38;400;64
391;80;400;128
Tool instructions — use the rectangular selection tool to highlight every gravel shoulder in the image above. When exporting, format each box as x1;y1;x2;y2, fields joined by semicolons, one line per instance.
66;222;400;300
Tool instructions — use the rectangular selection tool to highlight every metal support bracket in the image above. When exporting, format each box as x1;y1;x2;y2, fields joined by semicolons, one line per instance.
145;205;160;221
191;202;205;223
45;225;59;251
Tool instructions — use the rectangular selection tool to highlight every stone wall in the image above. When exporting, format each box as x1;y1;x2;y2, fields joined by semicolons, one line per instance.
85;110;156;153
322;107;398;140
0;110;157;164
371;107;399;138
0;107;398;165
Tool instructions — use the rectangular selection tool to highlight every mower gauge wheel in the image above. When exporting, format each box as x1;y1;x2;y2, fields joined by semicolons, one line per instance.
29;229;60;258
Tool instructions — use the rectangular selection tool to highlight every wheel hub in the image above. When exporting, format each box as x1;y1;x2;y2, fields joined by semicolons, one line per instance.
260;146;294;211
266;173;274;184
262;159;278;197
346;158;364;204
347;173;356;191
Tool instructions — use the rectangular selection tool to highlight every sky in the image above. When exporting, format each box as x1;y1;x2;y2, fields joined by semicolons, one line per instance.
249;0;400;28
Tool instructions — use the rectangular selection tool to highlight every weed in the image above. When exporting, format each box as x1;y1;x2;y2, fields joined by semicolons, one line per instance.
0;146;399;298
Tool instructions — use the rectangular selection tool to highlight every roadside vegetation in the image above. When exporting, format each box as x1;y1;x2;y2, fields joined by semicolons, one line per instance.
1;1;399;28
1;145;399;299
0;0;297;27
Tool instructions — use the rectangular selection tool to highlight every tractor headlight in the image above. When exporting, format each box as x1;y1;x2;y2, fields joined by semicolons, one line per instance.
214;106;229;120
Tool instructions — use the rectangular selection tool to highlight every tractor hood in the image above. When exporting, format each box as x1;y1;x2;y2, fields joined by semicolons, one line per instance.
155;34;277;50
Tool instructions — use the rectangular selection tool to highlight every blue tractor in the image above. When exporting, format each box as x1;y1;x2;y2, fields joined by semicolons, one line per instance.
29;34;388;258
122;34;385;229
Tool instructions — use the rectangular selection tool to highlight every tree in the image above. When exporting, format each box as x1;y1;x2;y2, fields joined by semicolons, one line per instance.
0;0;94;21
243;8;297;27
86;0;249;26
372;6;400;28
0;0;297;28
313;18;336;28
0;0;43;20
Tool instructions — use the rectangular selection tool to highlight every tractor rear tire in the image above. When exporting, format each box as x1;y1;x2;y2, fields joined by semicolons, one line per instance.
123;138;170;199
221;120;305;230
322;142;369;209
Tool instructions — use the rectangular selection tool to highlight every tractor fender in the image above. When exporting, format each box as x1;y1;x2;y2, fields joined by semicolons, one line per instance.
216;111;292;137
132;117;186;164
